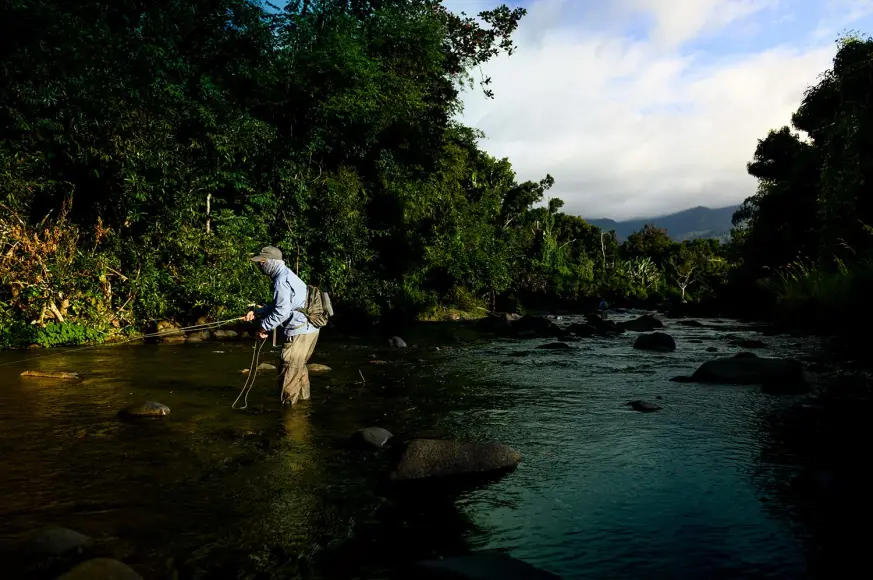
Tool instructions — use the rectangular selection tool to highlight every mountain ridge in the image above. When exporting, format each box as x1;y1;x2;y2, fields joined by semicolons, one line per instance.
583;204;740;242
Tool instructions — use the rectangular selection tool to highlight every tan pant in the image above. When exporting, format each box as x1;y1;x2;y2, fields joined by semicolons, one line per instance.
278;331;320;405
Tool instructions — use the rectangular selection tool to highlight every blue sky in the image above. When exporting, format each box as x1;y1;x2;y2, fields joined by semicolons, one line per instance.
445;0;873;219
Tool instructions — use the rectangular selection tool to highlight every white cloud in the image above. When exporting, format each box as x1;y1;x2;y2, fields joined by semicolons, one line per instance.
453;0;852;220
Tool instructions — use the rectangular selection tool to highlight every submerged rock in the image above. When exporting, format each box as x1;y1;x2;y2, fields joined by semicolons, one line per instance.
257;362;277;371
56;558;143;580
567;322;597;337
633;332;676;352
19;526;92;557
676;319;704;327
388;336;408;348
414;553;561;579
536;342;572;350
356;427;394;449
390;439;521;481
706;347;718;352
618;313;664;332
625;400;663;412
118;401;170;418
307;363;332;373
677;353;805;386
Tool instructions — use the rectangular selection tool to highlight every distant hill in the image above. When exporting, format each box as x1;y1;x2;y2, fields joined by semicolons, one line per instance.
584;205;740;242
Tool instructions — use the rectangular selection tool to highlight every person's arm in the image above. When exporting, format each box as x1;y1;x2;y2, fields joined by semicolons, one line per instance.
260;280;292;332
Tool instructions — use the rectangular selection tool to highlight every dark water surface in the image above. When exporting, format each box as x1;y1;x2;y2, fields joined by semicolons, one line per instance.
0;313;825;579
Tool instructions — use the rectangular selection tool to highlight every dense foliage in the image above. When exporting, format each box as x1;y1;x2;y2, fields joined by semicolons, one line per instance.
730;34;873;332
0;0;729;348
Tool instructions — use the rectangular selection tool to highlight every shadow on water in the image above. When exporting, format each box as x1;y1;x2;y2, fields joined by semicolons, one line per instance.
753;372;872;580
0;313;855;579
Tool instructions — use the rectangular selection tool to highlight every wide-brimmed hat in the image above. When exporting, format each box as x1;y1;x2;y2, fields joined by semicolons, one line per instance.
249;246;282;261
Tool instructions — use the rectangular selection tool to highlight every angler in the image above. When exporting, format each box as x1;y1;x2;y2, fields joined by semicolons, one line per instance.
242;246;332;405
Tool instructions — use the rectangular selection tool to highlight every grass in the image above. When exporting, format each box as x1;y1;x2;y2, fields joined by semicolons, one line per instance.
762;256;873;333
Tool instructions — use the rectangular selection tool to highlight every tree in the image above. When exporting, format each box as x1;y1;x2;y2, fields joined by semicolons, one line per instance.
621;224;675;266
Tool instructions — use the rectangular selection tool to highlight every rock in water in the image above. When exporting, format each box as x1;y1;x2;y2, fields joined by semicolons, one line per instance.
118;401;170;418
633;332;676;352
186;330;211;342
536;342;572;350
618;313;664;332
257;362;277;371
390;439;521;481
56;558;143;580
19;526;92;557
688;353;805;386
567;323;597;337
389;336;407;348
356;427;394;449
213;329;239;340
307;363;332;373
511;315;566;339
625;400;662;412
676;319;704;327
414;553;561;580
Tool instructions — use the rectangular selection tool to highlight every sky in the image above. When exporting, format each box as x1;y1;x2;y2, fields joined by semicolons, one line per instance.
442;0;873;220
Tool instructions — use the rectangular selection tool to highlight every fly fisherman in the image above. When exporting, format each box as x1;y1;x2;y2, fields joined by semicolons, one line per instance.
242;246;320;405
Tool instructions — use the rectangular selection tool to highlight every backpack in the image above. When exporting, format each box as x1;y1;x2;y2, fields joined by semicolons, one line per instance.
299;285;333;328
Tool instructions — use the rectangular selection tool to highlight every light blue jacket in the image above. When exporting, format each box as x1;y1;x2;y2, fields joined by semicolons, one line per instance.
255;259;318;338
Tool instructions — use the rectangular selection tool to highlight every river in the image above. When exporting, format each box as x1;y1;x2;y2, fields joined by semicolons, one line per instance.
0;312;828;579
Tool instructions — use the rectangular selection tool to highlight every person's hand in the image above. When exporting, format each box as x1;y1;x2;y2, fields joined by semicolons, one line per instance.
256;329;269;340
242;311;256;322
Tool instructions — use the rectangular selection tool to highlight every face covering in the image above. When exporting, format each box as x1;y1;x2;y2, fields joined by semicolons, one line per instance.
259;259;282;277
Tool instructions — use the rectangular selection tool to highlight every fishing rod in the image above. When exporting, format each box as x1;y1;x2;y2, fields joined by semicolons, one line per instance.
0;317;246;368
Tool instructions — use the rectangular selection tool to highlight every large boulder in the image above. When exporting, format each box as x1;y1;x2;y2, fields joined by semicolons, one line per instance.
56;558;143;580
19;526;92;558
118;401;170;418
413;553;561;579
678;353;805;386
618;313;664;332
390;439;521;481
633;332;676;352
511;315;567;339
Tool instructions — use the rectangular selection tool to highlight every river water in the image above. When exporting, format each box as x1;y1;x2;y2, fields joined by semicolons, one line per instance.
0;313;825;579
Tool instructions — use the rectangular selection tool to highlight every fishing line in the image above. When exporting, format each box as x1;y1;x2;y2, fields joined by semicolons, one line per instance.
0;317;244;368
232;337;267;410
